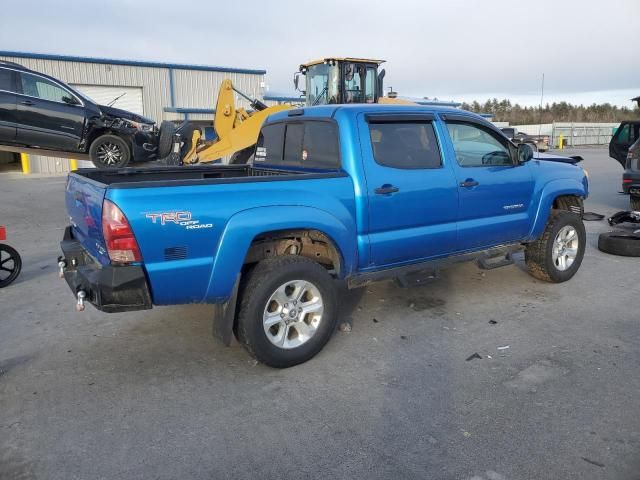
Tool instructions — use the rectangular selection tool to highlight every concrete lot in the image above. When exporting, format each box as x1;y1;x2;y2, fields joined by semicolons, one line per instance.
1;148;638;480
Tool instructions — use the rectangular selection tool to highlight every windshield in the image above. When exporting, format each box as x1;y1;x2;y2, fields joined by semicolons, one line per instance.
305;64;340;106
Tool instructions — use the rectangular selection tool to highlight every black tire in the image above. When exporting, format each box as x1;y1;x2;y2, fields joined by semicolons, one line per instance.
598;232;640;257
525;210;586;282
0;243;22;288
230;147;254;165
157;121;177;159
89;135;130;168
630;196;640;211
236;256;338;368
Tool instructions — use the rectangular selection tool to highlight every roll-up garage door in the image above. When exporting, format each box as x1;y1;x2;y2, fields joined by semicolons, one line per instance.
71;85;144;115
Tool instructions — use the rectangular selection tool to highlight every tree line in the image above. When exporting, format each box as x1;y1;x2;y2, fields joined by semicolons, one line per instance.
458;99;640;124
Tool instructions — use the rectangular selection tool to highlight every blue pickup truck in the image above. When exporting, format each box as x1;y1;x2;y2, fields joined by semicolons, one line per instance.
59;104;589;367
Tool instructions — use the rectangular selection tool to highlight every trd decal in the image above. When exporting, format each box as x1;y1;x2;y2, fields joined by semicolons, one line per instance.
145;211;213;230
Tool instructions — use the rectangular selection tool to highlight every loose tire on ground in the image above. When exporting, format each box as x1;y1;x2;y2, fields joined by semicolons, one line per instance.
630;196;640;211
525;210;586;283
0;243;22;288
89;135;131;168
598;232;640;257
235;255;338;368
157;121;177;159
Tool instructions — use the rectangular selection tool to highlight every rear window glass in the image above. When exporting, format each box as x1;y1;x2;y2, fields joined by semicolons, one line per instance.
283;123;304;164
255;123;284;163
0;69;14;92
255;121;340;168
303;122;340;167
369;122;442;169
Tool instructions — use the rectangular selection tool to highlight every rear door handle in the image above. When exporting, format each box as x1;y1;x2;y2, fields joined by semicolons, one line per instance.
20;100;34;106
459;179;479;188
374;184;399;195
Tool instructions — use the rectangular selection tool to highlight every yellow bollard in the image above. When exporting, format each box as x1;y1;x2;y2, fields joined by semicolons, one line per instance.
20;153;30;174
558;134;564;150
70;159;78;171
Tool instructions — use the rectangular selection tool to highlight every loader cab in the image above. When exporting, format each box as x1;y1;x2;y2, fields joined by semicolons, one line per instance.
295;58;385;107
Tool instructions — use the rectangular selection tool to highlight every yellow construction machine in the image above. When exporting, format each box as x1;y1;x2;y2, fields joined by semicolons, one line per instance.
160;57;410;165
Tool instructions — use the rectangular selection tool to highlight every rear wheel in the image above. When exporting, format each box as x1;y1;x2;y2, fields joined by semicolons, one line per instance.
0;243;21;288
236;256;338;368
525;210;586;282
90;135;130;168
630;196;640;211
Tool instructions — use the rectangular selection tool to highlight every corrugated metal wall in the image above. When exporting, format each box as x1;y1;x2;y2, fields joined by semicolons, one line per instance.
0;54;265;173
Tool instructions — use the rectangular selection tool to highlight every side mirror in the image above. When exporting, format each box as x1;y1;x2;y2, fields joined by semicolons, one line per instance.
517;143;534;163
293;72;301;92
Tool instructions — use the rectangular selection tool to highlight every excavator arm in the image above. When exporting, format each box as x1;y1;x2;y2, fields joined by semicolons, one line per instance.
182;79;292;164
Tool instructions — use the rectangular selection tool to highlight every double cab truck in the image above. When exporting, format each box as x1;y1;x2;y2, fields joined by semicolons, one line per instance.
59;104;589;368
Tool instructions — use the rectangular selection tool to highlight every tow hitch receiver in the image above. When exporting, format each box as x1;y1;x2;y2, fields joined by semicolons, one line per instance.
58;258;66;278
76;290;87;312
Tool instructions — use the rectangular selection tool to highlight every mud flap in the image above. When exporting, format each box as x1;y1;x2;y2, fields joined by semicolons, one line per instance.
212;274;240;346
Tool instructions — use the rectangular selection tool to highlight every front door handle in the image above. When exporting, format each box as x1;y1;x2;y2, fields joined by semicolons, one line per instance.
374;184;399;195
20;100;34;106
459;179;479;188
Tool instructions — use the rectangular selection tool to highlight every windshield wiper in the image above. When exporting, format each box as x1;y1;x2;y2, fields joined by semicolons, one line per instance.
107;92;127;106
312;87;328;106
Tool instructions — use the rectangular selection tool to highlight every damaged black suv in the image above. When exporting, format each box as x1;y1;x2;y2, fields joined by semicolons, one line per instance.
0;61;157;168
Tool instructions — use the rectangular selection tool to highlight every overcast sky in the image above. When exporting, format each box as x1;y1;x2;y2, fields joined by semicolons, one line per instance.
1;0;638;107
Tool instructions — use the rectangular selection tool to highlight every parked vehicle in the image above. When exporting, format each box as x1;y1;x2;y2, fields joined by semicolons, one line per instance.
501;127;550;152
622;138;640;210
0;60;158;168
59;104;588;367
609;121;640;210
0;225;21;288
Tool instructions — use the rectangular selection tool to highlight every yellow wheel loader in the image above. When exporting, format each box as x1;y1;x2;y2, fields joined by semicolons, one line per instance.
161;58;411;165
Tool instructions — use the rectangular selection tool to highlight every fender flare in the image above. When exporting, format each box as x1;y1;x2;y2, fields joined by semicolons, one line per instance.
527;178;586;240
204;205;356;302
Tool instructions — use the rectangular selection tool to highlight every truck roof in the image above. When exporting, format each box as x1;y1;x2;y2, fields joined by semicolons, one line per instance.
265;103;478;124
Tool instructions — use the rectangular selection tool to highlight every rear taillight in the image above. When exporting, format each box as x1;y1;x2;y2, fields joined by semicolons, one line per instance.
102;199;141;263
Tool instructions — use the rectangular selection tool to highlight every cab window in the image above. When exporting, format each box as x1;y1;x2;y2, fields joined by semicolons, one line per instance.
343;63;362;104
446;122;513;167
369;122;442;169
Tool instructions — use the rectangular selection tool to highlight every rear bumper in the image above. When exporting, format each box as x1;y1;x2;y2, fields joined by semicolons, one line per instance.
59;226;152;313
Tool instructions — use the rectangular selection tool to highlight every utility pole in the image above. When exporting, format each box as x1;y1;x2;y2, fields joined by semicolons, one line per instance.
538;73;545;137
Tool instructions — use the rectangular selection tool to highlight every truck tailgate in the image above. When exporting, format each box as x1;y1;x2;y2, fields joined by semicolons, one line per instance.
65;174;109;265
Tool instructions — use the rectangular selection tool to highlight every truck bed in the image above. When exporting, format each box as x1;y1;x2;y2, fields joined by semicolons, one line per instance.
74;164;335;188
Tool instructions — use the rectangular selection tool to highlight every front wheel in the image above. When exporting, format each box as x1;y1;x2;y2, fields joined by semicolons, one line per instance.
89;135;131;168
525;210;586;283
236;256;338;368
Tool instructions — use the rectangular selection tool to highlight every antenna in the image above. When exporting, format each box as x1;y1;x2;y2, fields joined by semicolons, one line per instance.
538;73;545;136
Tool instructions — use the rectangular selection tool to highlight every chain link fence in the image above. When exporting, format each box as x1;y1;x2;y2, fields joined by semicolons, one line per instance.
511;122;619;147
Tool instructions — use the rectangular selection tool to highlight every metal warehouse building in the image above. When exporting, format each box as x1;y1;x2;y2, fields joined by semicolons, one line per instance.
0;51;267;174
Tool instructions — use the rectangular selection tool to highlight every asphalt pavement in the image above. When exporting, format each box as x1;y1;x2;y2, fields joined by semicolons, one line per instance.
1;148;638;480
